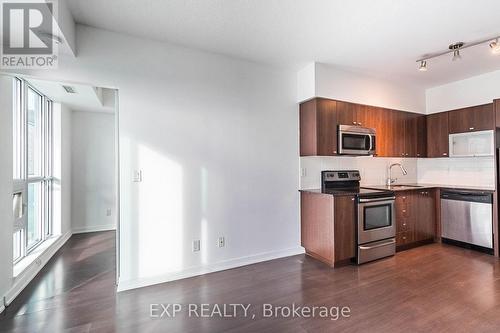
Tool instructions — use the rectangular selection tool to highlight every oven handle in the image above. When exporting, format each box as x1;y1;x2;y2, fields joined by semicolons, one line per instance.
359;197;395;203
359;239;396;250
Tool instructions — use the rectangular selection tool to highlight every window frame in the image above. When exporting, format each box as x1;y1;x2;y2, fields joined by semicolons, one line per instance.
13;78;54;262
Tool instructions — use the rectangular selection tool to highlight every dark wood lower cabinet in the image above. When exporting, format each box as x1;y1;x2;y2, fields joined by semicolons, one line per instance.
395;189;436;249
300;192;355;266
333;195;356;262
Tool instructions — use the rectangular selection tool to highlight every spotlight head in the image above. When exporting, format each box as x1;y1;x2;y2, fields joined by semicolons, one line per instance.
418;60;427;71
449;42;464;61
490;39;500;54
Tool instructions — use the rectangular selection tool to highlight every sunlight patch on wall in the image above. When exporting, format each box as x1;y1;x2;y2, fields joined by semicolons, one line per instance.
137;144;184;278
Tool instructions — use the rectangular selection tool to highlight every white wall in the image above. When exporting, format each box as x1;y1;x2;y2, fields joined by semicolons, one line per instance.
7;24;301;291
297;62;426;113
426;69;500;113
52;103;72;236
71;110;116;233
0;76;14;309
300;156;418;189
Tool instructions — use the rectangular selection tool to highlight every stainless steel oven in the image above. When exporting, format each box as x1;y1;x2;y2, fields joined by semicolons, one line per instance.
357;195;396;264
338;125;376;155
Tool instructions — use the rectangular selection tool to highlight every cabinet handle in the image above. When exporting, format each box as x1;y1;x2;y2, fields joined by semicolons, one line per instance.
351;198;355;201
358;122;362;125
469;127;474;131
403;223;406;226
442;153;448;156
403;236;407;240
334;150;337;154
353;121;357;125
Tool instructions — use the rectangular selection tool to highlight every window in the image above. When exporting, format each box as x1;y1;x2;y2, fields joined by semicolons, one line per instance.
12;78;53;263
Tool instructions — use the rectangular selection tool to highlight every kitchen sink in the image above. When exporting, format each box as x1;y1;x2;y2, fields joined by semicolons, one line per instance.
389;184;423;188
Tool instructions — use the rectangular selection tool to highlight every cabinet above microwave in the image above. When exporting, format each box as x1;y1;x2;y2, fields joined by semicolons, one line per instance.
449;130;494;157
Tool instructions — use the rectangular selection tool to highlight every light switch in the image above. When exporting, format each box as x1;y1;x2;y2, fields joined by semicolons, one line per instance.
193;240;201;252
301;168;307;177
133;170;142;182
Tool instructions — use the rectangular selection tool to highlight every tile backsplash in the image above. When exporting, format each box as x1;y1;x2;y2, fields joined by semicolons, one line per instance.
417;157;495;188
300;156;418;189
300;156;495;190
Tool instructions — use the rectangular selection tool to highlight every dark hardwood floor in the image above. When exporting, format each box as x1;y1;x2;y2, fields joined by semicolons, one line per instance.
2;232;500;332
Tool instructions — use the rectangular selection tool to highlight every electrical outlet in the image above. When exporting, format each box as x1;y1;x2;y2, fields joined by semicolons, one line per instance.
133;170;143;182
192;240;201;252
217;236;225;248
106;208;112;216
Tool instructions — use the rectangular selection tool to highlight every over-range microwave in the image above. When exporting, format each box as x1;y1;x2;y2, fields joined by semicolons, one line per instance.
338;125;376;156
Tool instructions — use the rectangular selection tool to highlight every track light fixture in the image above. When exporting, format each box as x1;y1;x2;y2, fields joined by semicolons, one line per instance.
450;42;464;61
416;35;500;71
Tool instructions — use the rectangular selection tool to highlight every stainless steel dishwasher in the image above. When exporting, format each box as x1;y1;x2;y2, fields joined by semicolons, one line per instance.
441;191;493;250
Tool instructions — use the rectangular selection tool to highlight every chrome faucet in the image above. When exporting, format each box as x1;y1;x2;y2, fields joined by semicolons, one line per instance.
387;163;408;186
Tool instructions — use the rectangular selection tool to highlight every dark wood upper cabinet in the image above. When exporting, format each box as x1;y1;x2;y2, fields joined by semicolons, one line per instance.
416;116;427;158
448;104;494;134
495;99;500;127
299;98;484;159
426;112;449;158
391;110;406;157
410;114;427;158
336;101;355;126
299;98;337;156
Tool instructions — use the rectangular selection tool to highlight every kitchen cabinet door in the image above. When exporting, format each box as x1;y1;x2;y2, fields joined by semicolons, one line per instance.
299;98;337;156
471;104;494;132
426;112;449;158
334;195;356;262
316;98;338;155
416;116;427;157
404;113;418;158
391;110;406;157
448;104;494;134
336;101;358;126
414;189;436;242
354;104;368;127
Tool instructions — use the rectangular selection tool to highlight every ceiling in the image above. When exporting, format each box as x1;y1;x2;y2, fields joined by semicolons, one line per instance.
67;0;500;88
26;78;116;113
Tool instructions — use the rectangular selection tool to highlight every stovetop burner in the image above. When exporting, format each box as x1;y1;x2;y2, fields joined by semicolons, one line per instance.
321;170;394;199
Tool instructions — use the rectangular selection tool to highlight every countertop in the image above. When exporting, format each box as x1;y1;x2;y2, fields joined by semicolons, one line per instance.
300;183;495;196
363;183;496;193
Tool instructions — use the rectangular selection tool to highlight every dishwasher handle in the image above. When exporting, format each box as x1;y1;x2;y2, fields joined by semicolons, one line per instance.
441;191;492;204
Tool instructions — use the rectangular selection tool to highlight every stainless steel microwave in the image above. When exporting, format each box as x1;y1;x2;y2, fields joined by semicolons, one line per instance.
338;125;376;155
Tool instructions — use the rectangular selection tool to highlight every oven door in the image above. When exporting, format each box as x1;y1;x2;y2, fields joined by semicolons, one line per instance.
358;197;395;244
338;126;375;155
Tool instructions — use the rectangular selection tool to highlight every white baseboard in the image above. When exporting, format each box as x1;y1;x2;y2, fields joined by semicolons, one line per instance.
72;224;116;234
5;231;72;306
117;246;305;292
